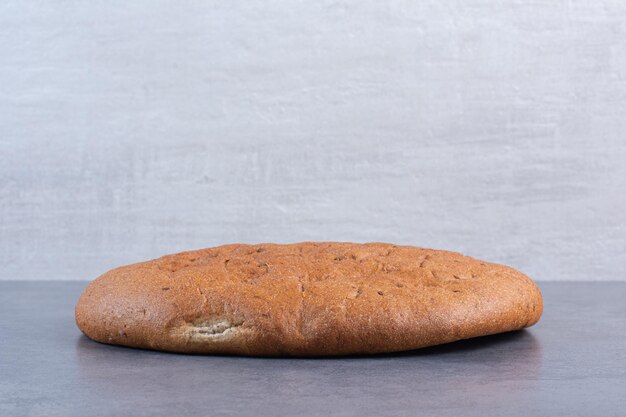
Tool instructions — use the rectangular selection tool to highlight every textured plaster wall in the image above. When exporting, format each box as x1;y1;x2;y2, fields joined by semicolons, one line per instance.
1;1;625;280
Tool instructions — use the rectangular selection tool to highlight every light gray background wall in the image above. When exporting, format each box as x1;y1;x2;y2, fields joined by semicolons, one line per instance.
1;1;625;281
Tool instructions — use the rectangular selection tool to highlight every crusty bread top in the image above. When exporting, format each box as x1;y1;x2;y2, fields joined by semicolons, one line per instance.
75;242;543;356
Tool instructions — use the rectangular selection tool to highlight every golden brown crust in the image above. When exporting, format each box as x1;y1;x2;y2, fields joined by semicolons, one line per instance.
75;242;543;356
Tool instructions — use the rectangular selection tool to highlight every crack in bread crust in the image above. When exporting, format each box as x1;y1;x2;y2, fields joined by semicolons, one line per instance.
178;319;242;340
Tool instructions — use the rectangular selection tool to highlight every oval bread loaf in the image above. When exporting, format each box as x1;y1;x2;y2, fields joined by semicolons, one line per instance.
75;242;543;356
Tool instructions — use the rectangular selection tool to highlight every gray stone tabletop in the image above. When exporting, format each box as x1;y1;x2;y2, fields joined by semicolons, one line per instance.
1;281;625;417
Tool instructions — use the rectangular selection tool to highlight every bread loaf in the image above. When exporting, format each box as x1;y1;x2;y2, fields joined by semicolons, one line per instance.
75;242;542;356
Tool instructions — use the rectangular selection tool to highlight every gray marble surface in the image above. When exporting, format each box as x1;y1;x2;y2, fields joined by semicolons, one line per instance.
1;281;625;417
4;1;626;284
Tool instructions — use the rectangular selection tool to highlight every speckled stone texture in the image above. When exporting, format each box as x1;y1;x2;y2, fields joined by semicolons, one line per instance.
3;2;626;285
75;242;542;356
